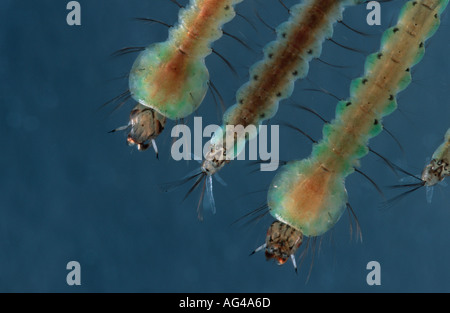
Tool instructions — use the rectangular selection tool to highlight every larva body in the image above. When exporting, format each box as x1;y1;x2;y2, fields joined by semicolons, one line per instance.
129;0;242;120
268;0;449;237
204;0;359;172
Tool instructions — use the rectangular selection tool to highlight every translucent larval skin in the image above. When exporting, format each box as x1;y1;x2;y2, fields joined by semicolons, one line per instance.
208;0;359;162
269;0;448;237
129;0;243;120
129;42;209;120
268;159;348;237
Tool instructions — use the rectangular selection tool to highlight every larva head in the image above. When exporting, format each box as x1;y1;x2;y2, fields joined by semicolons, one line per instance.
421;158;449;187
126;104;166;151
264;221;303;265
201;144;228;175
129;42;209;120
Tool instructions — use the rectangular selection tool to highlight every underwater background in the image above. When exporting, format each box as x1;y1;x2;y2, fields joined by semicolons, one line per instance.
1;0;449;292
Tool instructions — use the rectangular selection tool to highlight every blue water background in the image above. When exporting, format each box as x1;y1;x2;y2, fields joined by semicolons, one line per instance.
0;0;449;292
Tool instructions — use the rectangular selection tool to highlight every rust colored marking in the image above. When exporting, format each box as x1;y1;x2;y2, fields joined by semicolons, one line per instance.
288;165;335;222
228;0;339;126
152;0;229;103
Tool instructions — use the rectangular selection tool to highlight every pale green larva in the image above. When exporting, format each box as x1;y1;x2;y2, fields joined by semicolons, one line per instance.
261;0;448;267
204;0;361;173
129;0;243;120
190;0;362;224
246;0;450;270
